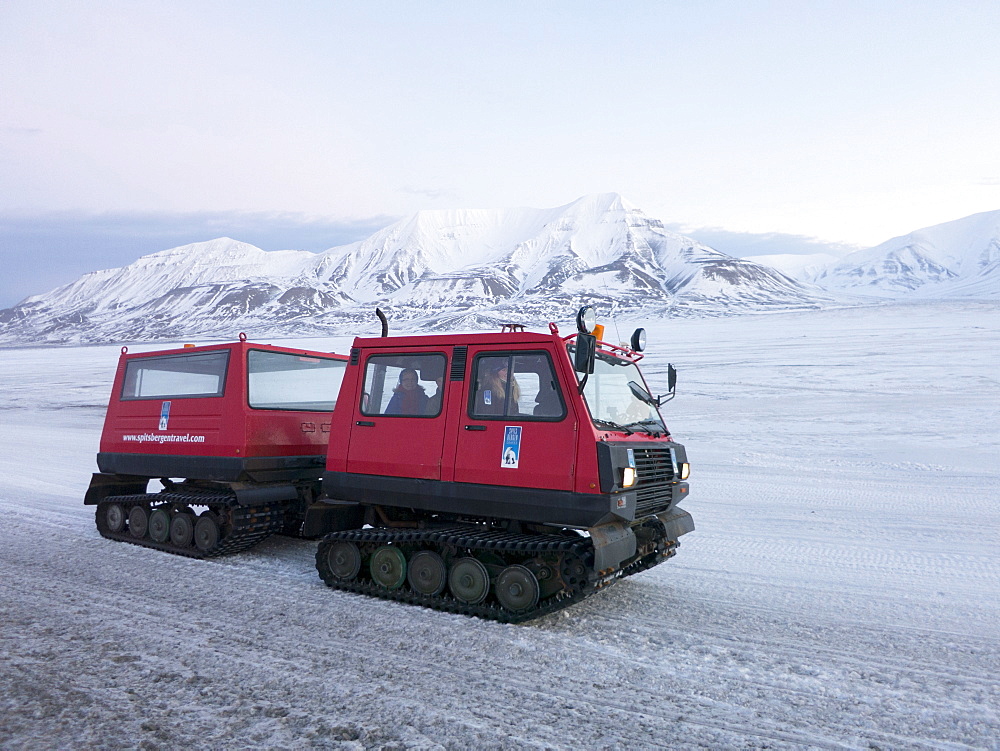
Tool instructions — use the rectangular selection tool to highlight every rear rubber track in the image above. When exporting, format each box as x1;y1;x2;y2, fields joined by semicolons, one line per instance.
95;491;289;559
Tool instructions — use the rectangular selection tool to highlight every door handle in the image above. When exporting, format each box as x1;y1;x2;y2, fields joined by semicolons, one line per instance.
464;425;487;431
356;420;376;427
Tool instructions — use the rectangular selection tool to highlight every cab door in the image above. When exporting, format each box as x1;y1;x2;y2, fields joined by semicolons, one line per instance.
450;348;577;491
345;350;448;479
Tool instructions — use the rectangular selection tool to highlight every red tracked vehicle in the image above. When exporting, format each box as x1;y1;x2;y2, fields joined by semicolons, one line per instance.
84;308;693;621
85;336;356;557
315;308;693;621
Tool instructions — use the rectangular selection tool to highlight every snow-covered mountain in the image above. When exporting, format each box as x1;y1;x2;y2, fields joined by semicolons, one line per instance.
0;194;832;344
813;209;1000;298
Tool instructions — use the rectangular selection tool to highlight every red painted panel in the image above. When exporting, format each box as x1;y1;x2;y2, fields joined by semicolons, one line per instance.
345;348;448;480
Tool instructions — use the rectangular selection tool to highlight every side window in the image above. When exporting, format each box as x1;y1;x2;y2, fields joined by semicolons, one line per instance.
470;351;565;420
360;353;447;417
247;350;346;411
121;351;229;400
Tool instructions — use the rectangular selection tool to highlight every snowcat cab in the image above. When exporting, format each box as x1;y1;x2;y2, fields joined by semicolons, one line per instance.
86;336;357;557
314;308;693;621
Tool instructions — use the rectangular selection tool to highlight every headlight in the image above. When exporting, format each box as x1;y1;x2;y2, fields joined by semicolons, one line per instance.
622;467;637;487
630;328;646;352
669;448;690;480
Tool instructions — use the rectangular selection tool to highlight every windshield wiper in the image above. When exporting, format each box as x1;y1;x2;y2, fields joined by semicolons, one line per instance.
591;418;634;435
623;419;666;436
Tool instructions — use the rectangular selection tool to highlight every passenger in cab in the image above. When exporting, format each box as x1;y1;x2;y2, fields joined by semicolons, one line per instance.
476;360;520;416
425;377;444;415
385;368;429;415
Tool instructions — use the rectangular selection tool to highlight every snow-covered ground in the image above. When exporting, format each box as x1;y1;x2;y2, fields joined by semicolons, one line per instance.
1;301;998;750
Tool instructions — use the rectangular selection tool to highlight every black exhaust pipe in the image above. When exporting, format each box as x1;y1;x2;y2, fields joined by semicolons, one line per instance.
375;308;389;337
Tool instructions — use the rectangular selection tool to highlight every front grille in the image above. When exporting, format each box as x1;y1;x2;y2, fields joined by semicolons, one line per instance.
633;446;676;517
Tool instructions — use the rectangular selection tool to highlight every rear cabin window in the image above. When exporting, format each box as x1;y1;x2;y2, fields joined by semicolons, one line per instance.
361;353;447;417
248;350;346;412
470;352;565;420
121;351;229;400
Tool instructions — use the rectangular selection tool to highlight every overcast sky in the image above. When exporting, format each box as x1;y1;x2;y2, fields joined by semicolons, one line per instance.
2;1;999;307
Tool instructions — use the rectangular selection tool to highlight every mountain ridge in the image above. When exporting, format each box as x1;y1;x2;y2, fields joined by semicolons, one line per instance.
810;209;1000;297
4;195;996;344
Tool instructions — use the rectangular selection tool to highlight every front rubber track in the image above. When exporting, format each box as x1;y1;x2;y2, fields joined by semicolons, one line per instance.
316;525;599;623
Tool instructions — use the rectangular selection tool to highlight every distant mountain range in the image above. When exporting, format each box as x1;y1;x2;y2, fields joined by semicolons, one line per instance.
1;195;997;344
810;210;1000;298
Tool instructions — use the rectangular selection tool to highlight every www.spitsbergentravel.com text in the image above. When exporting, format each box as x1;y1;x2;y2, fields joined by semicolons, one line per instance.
122;433;207;444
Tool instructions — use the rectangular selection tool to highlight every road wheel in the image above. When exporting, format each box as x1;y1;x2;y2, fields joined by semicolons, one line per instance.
495;564;540;613
407;550;447;596
127;506;148;539
370;545;406;590
170;513;194;547
104;503;125;533
148;509;171;543
325;541;361;581
194;514;220;552
448;557;490;605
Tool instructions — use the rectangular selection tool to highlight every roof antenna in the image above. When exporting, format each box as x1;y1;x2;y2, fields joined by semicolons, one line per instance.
375;308;389;337
600;276;622;344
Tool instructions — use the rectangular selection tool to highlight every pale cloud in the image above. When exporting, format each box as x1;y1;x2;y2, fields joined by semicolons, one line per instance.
2;127;43;136
663;225;860;260
1;2;998;281
399;186;456;201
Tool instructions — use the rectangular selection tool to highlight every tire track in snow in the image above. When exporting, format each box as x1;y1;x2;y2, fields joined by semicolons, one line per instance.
6;511;996;750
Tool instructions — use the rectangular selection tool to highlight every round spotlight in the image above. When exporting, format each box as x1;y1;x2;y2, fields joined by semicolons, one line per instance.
576;306;597;334
630;328;647;352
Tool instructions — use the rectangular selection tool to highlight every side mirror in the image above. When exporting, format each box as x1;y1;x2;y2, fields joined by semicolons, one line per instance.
654;364;678;405
574;333;597;374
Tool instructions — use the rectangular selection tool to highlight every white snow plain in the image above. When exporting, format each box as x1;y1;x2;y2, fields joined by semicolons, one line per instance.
1;301;998;750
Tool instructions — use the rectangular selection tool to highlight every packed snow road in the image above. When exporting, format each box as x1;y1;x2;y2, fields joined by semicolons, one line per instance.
1;302;998;749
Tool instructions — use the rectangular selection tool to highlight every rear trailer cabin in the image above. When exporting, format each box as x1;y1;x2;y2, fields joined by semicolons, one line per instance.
86;339;354;557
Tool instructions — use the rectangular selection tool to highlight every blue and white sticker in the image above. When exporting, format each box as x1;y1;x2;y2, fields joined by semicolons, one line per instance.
159;401;171;431
484;389;492;406
501;425;521;468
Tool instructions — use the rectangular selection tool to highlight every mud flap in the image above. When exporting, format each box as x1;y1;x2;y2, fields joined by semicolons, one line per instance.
301;501;365;538
589;521;637;571
83;473;149;505
655;506;694;540
231;483;300;506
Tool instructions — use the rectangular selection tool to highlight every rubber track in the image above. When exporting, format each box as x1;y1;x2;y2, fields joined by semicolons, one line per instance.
316;525;602;623
95;491;288;559
618;540;679;580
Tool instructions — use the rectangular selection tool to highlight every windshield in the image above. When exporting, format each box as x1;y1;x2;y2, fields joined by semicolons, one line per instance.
569;347;667;432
